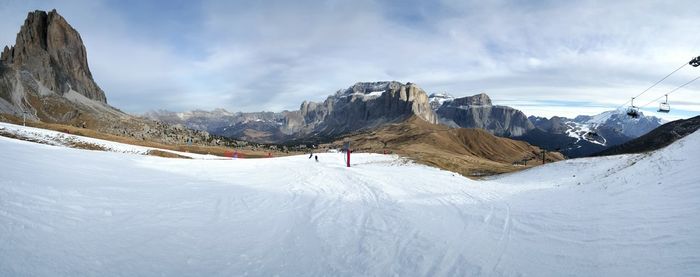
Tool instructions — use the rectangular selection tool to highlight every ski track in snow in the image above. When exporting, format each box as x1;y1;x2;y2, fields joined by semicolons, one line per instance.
0;123;699;276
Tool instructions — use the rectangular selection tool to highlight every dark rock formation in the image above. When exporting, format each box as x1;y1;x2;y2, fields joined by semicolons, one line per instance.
0;9;234;147
433;93;534;136
147;81;438;143
304;81;438;136
2;9;105;103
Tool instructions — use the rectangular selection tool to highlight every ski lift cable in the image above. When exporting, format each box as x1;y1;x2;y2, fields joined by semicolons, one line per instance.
616;62;688;109
639;74;700;108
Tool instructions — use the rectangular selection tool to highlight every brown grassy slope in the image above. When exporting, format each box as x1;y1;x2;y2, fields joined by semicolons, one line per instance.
0;113;299;158
325;116;564;177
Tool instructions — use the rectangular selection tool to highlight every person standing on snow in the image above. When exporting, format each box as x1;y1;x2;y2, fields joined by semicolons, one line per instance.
315;155;318;162
309;152;313;159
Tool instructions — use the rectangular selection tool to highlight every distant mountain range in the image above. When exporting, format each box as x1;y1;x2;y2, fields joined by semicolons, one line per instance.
147;81;438;144
518;109;664;157
425;92;664;157
148;89;666;157
594;115;700;156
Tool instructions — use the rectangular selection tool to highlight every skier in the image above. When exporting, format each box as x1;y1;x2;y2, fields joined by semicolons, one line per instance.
309;152;313;159
315;155;318;162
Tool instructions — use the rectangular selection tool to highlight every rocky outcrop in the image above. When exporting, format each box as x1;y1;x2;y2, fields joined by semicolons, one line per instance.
434;93;534;136
147;81;439;143
2;9;105;103
306;81;437;136
0;10;235;148
428;92;454;110
529;116;571;134
0;9;118;125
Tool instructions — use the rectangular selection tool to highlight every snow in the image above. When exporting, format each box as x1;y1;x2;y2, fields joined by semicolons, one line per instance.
587;109;618;125
564;121;607;145
582;108;665;127
562;108;666;145
364;90;385;98
343;90;385;100
0;122;224;160
1;125;699;276
428;93;455;109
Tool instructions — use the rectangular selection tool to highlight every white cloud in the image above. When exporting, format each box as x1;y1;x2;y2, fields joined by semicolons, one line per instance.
0;0;698;119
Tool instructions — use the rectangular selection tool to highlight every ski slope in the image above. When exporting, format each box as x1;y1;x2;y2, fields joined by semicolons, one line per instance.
1;129;699;276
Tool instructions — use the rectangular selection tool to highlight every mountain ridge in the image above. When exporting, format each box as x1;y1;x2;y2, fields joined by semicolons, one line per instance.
521;109;664;157
594;115;700;156
430;92;535;137
150;90;666;158
147;81;439;143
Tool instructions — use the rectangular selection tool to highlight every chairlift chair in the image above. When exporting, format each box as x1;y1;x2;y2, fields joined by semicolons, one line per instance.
658;94;670;113
626;107;640;118
626;97;640;118
690;56;700;67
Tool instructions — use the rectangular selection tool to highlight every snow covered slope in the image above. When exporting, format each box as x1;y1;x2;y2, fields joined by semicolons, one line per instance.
1;130;699;276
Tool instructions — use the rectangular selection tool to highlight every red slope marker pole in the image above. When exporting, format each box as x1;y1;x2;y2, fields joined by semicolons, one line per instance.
347;149;351;168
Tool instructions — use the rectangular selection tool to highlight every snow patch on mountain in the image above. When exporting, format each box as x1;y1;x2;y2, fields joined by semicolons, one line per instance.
563;121;607;145
365;90;385;98
342;90;386;100
574;109;665;138
428;92;455;110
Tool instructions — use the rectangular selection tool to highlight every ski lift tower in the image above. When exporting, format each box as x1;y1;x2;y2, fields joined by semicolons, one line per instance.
22;110;28;126
342;139;350;168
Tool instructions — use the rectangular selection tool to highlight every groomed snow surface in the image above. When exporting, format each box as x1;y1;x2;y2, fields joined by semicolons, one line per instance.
1;126;699;276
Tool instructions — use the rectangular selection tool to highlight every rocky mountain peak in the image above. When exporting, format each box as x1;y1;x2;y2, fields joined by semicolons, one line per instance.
452;93;492;106
572;109;664;138
428;92;455;110
435;92;533;136
2;9;106;103
336;81;402;97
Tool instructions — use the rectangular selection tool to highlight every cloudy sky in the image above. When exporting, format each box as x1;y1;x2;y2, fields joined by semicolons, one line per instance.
1;0;699;120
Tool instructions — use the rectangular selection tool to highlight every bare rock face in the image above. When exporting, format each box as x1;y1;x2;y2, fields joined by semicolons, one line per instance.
2;9;106;103
0;10;229;147
306;81;438;135
236;81;438;142
147;81;439;143
0;9;112;123
435;93;534;137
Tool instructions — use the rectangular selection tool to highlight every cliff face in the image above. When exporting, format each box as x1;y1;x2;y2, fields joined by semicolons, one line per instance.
0;10;228;147
434;93;534;137
301;81;438;137
147;81;439;143
1;9;105;103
